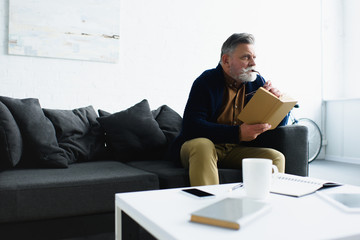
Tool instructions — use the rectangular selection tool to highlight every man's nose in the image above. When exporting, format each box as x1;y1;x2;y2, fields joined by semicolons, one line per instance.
249;57;256;66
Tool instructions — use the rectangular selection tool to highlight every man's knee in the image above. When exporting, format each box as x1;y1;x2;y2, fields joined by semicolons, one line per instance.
180;138;217;167
268;149;285;173
188;138;215;154
180;138;219;186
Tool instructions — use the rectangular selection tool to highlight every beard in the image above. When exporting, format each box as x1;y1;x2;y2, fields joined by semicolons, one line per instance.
237;67;257;82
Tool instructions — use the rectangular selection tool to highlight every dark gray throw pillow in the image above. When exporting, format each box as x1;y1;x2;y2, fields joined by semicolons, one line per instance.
0;96;68;168
152;105;182;144
0;101;23;168
43;106;106;164
97;99;167;160
98;109;111;117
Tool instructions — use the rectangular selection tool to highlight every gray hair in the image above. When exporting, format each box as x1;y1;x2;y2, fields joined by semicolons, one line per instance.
220;33;255;61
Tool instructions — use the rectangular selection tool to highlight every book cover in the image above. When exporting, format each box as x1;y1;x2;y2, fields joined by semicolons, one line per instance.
190;198;271;230
237;87;297;130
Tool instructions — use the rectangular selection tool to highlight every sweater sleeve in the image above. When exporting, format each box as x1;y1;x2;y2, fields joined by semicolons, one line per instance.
182;70;240;144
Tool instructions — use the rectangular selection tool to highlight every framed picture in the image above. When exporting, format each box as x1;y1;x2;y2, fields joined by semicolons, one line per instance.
8;0;120;63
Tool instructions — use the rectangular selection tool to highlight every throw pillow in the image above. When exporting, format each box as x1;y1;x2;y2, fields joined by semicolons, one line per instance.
0;102;23;168
43;106;106;164
0;96;68;168
98;109;111;117
97;99;167;160
152;105;182;144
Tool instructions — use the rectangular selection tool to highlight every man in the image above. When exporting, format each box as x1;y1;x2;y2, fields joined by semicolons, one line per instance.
171;33;288;186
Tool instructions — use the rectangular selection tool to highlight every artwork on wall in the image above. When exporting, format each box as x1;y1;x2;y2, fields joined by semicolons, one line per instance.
8;0;120;63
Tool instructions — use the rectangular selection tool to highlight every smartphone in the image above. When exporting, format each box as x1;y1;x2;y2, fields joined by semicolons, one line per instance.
182;188;215;198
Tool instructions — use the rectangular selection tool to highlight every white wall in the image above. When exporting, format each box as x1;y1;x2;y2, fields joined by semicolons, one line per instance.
343;0;360;98
0;0;322;124
321;0;343;100
325;99;360;164
322;0;360;164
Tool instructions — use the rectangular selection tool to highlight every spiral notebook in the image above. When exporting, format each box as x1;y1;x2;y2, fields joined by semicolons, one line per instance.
270;173;341;197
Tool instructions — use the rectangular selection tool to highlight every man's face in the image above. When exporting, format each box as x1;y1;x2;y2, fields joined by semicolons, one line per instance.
223;43;257;83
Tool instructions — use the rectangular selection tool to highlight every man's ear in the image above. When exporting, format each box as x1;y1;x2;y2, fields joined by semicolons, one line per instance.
221;54;230;66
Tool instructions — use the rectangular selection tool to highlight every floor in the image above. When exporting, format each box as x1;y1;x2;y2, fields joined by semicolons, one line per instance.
309;159;360;186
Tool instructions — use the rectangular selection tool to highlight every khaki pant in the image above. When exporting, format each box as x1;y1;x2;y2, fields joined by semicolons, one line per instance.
180;138;285;186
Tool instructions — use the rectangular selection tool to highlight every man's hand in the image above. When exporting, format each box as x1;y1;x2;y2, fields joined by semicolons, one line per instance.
240;123;271;141
263;81;281;98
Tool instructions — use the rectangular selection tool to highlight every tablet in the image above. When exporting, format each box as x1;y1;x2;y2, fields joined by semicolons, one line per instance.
317;192;360;213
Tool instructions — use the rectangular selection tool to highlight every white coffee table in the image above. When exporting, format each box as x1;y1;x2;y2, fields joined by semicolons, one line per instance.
115;183;360;240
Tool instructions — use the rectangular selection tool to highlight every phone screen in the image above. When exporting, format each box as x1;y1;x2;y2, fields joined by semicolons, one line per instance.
182;188;215;198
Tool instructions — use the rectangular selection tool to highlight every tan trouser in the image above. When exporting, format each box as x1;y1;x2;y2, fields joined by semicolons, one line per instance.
180;137;285;186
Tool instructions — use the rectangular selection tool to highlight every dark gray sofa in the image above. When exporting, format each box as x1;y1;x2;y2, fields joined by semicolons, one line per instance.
0;97;308;240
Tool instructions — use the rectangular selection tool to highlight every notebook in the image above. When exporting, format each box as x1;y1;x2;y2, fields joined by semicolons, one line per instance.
270;173;341;197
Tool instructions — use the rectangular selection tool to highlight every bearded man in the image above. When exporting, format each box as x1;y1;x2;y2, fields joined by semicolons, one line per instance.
170;33;289;186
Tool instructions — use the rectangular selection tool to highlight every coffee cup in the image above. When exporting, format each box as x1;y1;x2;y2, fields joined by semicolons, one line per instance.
242;158;278;200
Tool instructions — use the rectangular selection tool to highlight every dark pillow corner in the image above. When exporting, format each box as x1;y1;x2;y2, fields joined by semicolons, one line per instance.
153;105;182;144
98;109;111;117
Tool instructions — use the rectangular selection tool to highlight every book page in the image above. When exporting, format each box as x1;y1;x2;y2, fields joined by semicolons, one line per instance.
279;93;295;102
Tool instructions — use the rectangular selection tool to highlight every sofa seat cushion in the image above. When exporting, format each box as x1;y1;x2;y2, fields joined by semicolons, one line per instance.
0;161;159;223
127;160;243;189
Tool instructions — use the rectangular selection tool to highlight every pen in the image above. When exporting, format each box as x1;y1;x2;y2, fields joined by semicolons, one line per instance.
228;183;243;192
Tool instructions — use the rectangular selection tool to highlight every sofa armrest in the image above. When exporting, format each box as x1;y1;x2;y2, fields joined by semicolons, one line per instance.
245;125;309;176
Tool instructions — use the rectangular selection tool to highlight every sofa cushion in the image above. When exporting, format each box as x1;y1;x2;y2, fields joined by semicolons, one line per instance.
101;104;182;143
0;161;159;223
127;160;242;189
98;109;111;117
43;106;106;164
0;96;68;168
151;105;182;144
0;102;23;168
97;99;167;161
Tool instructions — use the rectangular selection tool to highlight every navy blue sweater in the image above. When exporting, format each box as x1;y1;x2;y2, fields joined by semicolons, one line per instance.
169;64;288;163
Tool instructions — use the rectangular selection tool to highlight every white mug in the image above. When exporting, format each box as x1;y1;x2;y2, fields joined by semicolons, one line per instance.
242;158;278;200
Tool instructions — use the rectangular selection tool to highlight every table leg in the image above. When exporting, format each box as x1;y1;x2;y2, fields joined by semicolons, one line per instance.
115;205;122;240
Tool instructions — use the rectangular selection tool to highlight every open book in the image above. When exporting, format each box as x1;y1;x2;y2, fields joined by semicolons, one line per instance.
237;87;297;130
270;173;341;197
190;198;271;230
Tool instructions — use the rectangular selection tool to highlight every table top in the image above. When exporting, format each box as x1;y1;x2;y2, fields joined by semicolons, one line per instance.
115;183;360;240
